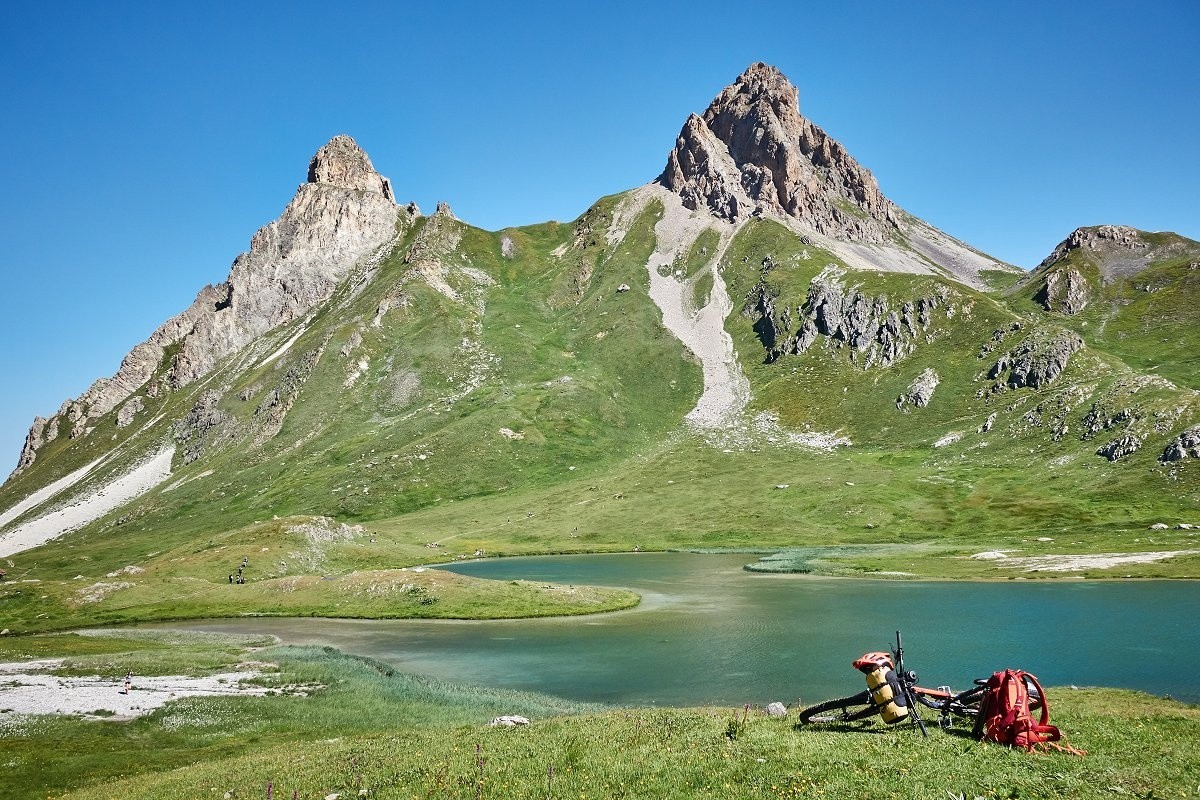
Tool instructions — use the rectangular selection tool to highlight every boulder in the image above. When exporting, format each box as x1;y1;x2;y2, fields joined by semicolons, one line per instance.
489;715;530;727
1161;425;1200;462
764;702;787;717
1096;434;1142;461
897;368;939;411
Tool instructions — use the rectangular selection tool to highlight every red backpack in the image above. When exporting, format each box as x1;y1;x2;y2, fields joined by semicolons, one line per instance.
975;669;1084;755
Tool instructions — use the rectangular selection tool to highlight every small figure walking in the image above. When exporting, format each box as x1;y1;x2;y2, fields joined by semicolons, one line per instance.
122;671;132;694
228;574;234;584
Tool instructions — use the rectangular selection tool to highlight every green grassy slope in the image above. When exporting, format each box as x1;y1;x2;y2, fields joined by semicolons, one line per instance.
2;204;1200;635
1011;230;1200;389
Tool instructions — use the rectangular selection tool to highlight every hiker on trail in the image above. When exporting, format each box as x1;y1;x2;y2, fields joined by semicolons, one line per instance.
122;671;132;694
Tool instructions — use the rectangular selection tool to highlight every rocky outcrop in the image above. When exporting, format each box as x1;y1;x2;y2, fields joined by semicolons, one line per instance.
115;396;145;428
659;63;899;242
1035;225;1200;285
1097;434;1142;461
253;340;329;446
172;390;236;466
13;417;49;474
1034;267;1090;315
897;369;940;411
1161;425;1200;462
987;329;1083;390
743;267;953;368
1080;403;1138;442
10;135;401;480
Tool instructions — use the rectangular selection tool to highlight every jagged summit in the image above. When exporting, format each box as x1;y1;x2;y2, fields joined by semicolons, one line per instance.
308;134;395;201
8;135;405;479
659;62;898;243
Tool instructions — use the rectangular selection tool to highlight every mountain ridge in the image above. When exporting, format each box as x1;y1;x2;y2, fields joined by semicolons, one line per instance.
2;64;1198;576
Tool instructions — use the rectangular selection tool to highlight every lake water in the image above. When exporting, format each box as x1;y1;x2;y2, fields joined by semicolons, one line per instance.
164;553;1200;706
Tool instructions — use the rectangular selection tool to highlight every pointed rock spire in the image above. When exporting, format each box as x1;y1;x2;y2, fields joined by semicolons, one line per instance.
308;134;395;202
659;62;898;242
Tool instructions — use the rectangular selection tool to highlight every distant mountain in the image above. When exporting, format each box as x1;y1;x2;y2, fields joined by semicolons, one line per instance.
2;63;1197;577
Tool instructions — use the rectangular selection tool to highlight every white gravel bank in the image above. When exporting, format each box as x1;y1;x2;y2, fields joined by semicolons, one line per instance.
0;659;276;721
0;446;175;558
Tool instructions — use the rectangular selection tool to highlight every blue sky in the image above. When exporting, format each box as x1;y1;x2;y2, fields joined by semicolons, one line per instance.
1;0;1197;476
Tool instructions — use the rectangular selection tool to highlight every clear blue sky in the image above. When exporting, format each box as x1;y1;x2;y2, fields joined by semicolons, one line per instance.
1;0;1198;477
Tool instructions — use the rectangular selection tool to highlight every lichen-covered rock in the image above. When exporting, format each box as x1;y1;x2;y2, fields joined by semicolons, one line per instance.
1161;425;1200;462
1097;434;1142;461
897;368;940;411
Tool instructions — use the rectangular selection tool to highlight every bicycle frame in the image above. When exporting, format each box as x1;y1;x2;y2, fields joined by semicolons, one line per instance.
798;630;986;735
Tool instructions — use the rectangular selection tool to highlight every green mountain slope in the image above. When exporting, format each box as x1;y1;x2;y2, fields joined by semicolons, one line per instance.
3;66;1200;633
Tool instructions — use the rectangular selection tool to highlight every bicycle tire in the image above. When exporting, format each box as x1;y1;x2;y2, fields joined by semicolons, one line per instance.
798;690;877;724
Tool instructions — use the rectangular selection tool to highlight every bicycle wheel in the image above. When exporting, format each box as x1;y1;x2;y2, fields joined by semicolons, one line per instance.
944;687;986;719
798;690;877;724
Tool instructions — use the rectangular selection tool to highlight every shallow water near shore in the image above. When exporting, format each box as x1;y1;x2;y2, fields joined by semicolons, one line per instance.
155;552;1200;705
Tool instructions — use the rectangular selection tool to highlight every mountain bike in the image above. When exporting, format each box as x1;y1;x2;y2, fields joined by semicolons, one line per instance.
797;631;1011;736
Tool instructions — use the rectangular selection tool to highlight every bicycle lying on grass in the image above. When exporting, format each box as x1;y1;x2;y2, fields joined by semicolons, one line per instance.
798;631;1038;736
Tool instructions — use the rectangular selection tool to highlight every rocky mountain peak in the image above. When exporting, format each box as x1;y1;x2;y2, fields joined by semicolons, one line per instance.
1038;225;1146;268
1036;225;1199;286
308;134;395;202
7;135;405;480
658;62;898;242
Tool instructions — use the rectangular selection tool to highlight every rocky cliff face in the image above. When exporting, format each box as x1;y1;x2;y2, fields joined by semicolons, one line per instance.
10;135;401;479
744;266;957;368
659;62;899;242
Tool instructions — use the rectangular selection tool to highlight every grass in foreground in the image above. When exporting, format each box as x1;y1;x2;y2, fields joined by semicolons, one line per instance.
1;636;1197;800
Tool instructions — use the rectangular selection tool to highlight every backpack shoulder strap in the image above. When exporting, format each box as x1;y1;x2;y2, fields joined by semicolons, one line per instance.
1021;671;1051;729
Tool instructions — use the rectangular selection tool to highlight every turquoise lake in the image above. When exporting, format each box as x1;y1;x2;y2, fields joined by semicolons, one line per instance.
166;553;1200;706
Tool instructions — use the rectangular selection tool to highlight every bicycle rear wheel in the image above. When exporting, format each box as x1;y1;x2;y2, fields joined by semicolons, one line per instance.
798;690;877;724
